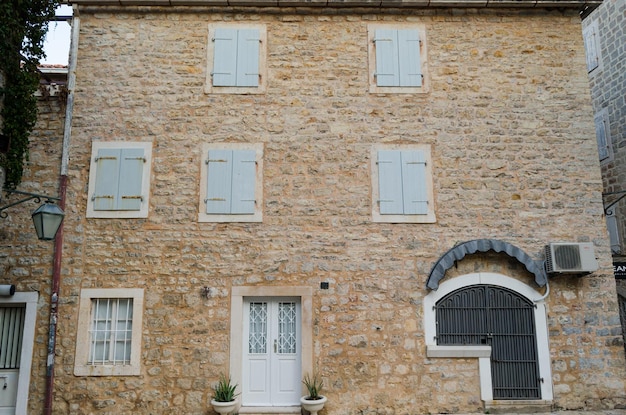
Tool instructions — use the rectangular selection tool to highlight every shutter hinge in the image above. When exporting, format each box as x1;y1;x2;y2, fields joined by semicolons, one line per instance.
94;156;117;162
91;195;114;201
121;195;144;200
124;157;147;163
205;198;226;202
206;158;228;164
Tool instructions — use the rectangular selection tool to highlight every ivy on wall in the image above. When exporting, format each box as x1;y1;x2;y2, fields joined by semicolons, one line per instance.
0;0;57;189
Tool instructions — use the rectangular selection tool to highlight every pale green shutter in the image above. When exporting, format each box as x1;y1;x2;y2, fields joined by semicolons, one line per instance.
231;150;257;214
206;150;233;214
118;148;145;210
401;150;428;214
378;150;403;214
213;28;238;86
398;29;422;87
595;112;609;160
236;29;260;87
374;29;400;87
93;148;121;211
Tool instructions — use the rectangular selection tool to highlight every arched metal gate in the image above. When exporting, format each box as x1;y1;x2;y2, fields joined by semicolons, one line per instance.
435;284;541;400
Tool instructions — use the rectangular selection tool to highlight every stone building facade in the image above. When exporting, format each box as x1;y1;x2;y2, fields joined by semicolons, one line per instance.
582;0;626;339
3;1;626;414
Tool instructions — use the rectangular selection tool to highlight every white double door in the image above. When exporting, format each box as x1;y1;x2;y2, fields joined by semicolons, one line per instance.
242;298;301;407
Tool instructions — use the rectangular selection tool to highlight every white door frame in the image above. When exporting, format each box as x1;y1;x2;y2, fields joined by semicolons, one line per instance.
0;292;38;415
230;286;313;411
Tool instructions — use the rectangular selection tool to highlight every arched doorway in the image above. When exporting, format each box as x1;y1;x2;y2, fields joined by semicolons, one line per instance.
435;284;541;399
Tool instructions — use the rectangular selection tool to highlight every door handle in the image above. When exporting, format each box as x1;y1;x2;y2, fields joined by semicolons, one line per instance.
274;339;277;353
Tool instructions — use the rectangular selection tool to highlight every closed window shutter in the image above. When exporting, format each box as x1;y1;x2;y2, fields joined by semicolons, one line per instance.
374;29;400;87
236;29;260;87
595;112;609;160
378;150;404;214
213;28;238;86
93;148;121;211
401;150;428;214
398;29;422;87
206;149;234;214
583;26;599;72
607;213;621;254
231;150;257;214
118;148;145;211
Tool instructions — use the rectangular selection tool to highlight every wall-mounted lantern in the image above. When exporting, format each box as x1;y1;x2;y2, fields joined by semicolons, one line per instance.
0;190;64;241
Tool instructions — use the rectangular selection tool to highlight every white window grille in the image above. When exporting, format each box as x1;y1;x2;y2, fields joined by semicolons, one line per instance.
89;298;133;366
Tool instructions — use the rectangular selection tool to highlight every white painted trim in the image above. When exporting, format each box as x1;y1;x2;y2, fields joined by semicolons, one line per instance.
205;24;267;95
426;345;491;358
370;144;436;223
199;143;263;223
86;141;153;219
0;292;38;415
423;273;553;402
230;286;313;409
367;24;430;94
74;288;144;376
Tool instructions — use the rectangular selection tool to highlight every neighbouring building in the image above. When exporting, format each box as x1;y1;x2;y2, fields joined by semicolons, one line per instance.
2;1;626;414
582;0;626;343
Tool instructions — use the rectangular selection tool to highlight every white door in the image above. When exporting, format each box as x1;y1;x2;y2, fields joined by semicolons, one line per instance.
0;305;25;415
243;298;301;407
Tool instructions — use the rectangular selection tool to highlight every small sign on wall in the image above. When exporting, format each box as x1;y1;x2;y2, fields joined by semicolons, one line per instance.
614;262;626;279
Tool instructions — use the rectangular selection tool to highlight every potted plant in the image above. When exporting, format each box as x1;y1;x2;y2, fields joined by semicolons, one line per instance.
300;372;327;415
211;374;239;415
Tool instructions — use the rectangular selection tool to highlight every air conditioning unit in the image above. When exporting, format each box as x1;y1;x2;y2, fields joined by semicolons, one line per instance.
545;242;598;274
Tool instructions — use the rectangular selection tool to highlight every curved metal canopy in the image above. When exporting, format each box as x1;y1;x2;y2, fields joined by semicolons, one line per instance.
426;239;547;291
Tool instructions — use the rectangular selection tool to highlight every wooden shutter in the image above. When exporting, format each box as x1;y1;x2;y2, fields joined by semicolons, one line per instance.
595;112;609;160
583;25;599;72
206;149;234;214
607;212;621;254
118;148;145;211
401;150;428;214
378;150;404;214
93;148;121;211
236;29;260;87
213;28;238;86
231;150;257;214
374;29;400;87
398;29;422;87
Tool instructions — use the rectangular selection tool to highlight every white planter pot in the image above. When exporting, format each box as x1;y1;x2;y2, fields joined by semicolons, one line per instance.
300;395;327;415
211;398;238;415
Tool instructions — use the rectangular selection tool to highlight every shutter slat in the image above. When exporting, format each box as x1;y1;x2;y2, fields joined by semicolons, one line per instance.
118;148;145;211
231;150;257;214
398;29;422;87
206;149;233;214
93;149;121;211
378;150;404;214
401;150;428;215
213;28;238;86
374;29;400;87
237;29;260;87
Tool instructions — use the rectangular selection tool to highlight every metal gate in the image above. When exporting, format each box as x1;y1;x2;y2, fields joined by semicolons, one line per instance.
435;284;541;400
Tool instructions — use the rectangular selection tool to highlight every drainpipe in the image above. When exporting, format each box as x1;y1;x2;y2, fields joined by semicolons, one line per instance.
44;8;79;415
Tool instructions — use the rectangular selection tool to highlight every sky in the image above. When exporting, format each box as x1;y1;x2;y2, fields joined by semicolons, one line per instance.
41;5;73;65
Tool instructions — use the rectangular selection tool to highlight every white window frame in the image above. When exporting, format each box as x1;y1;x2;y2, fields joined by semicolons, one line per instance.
423;273;553;405
199;143;263;223
86;141;152;219
371;144;436;223
583;21;602;74
74;288;144;376
368;24;429;94
594;108;613;163
205;24;267;94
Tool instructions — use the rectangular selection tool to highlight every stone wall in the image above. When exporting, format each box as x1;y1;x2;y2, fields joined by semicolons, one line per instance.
0;84;66;414
52;6;626;414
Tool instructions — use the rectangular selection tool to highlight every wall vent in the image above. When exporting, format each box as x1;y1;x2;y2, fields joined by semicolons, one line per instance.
545;242;598;274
